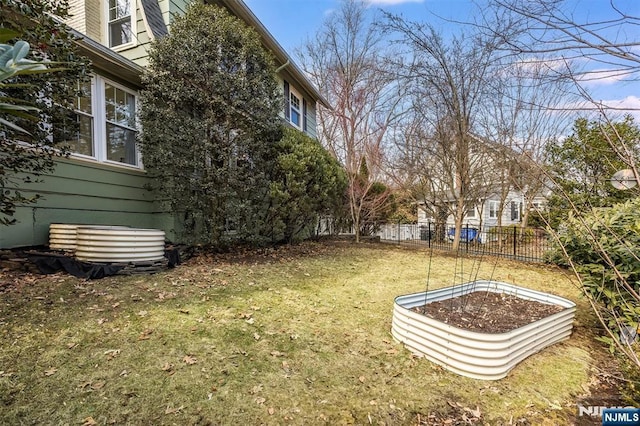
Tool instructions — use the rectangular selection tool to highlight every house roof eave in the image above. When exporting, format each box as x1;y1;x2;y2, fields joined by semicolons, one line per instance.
211;0;331;109
71;29;144;87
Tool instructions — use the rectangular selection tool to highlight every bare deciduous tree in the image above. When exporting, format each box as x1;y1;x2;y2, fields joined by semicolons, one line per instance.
383;16;500;250
299;0;404;242
477;58;573;232
481;0;640;115
482;0;640;370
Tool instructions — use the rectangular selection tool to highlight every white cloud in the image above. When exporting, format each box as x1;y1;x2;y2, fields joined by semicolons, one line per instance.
600;96;640;120
577;68;631;87
560;96;640;121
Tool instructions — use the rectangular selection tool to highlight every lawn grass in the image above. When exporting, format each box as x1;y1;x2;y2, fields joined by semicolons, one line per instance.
0;242;603;424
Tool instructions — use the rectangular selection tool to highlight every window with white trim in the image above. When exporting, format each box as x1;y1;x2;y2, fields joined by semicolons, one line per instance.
290;90;301;128
488;200;499;219
59;75;140;168
466;207;476;218
108;0;133;48
531;201;544;211
56;80;94;157
105;82;137;165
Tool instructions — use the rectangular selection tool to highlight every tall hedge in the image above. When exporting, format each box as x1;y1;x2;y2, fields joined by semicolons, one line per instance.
140;3;282;246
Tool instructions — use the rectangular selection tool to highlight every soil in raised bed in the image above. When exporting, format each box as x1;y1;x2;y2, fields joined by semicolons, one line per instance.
411;291;566;333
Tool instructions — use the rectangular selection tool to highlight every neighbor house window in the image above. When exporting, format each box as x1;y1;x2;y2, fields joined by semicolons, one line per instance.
531;201;544;211
489;201;499;219
510;201;521;221
108;0;133;48
58;75;140;168
466;207;476;218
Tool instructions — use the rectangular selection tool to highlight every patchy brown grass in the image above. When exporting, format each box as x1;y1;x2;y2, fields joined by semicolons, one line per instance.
0;241;621;425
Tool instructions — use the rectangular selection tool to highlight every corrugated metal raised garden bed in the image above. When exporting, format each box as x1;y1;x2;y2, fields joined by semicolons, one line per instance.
391;280;576;380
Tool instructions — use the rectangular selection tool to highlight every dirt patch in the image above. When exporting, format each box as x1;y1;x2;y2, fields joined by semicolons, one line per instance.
411;291;566;333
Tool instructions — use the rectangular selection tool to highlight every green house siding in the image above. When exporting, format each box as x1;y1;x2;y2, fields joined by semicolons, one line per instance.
169;0;190;18
0;158;176;249
115;0;190;67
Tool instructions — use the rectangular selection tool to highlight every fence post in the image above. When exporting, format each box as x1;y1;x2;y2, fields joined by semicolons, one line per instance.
465;222;469;253
428;222;431;248
513;226;517;258
397;220;401;244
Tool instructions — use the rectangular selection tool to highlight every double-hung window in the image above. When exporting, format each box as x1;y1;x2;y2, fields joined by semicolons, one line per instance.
290;91;301;128
57;80;94;157
108;0;133;48
105;83;137;165
488;201;499;219
60;75;140;168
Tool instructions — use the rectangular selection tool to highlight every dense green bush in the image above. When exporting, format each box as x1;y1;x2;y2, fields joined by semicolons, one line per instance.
140;3;282;246
556;198;640;359
266;128;346;244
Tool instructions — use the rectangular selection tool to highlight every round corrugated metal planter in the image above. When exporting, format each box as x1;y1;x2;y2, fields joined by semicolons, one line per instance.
75;227;165;263
391;280;576;380
49;223;81;252
49;224;131;252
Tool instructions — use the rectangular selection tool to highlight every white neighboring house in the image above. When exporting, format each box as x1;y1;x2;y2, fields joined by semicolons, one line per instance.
416;189;548;237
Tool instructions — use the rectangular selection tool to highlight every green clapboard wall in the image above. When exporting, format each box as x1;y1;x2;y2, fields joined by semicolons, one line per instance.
0;157;177;249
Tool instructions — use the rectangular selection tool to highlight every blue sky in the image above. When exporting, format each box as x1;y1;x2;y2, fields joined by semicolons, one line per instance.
243;0;639;119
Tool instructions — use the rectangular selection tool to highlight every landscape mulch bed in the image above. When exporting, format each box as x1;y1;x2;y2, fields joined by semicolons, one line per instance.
412;291;565;333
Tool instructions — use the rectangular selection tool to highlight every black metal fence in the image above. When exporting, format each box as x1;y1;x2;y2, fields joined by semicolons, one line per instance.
376;222;552;262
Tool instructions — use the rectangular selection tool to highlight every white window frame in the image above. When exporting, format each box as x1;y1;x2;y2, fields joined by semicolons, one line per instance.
466;207;476;218
53;77;96;160
488;200;499;219
67;75;142;169
289;87;302;129
106;0;136;50
102;78;140;167
531;201;544;211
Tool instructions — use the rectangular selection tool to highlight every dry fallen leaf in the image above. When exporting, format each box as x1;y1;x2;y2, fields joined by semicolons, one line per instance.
44;367;58;376
137;310;148;317
138;329;154;340
90;381;105;390
253;333;261;340
104;349;120;360
359;376;366;383
161;363;175;374
255;397;266;405
183;355;197;365
464;405;482;418
82;417;98;426
165;405;184;415
268;407;275;415
270;351;285;357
